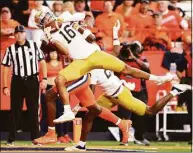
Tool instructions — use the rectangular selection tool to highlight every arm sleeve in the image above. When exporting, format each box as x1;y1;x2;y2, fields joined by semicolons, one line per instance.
1;48;11;67
58;11;85;22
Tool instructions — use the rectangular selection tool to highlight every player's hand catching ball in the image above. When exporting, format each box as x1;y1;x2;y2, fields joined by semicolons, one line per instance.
44;26;52;41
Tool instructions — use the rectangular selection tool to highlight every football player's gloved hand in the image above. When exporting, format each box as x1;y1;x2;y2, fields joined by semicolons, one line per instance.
44;26;52;41
71;22;80;31
149;73;175;85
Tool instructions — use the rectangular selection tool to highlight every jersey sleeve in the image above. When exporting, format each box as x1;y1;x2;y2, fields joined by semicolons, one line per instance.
90;70;98;85
58;11;85;23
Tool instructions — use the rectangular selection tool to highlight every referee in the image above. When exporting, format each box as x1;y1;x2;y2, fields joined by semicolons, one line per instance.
2;25;47;146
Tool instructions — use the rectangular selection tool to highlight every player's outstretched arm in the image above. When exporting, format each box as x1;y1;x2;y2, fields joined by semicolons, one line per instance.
58;11;85;23
112;20;122;57
72;22;96;43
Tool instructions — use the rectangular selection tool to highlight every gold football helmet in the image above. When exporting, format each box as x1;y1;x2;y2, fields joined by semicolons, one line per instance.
35;10;56;29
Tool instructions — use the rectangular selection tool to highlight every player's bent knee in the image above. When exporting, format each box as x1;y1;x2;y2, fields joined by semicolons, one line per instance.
87;104;102;116
54;75;67;86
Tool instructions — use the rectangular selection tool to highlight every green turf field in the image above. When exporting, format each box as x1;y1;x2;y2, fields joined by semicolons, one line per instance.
1;141;192;152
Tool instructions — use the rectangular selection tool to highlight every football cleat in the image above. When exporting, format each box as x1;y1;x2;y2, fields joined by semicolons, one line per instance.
33;129;57;144
53;111;75;123
172;84;191;95
6;141;14;147
134;139;150;146
119;120;132;145
64;145;86;151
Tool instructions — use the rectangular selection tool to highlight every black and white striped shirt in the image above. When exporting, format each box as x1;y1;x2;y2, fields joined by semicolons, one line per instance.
2;40;44;77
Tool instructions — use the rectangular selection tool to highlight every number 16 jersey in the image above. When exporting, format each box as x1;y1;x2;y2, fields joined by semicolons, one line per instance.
51;22;99;59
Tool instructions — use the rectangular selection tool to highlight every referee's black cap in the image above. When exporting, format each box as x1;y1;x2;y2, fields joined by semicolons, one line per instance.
14;25;25;33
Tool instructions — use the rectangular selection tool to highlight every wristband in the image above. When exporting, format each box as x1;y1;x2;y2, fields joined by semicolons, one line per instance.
82;29;92;39
113;39;120;46
43;77;47;80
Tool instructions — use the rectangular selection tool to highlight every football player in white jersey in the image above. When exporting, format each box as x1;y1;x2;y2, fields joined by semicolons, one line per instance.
64;20;192;150
64;69;191;150
35;9;174;126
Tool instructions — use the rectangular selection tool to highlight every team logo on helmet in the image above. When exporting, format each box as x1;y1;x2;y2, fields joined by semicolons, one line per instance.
35;10;56;29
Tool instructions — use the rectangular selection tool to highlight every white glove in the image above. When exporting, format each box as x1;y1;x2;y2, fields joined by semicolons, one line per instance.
71;22;80;30
121;80;135;91
113;20;120;39
43;26;52;40
59;12;85;23
149;73;175;85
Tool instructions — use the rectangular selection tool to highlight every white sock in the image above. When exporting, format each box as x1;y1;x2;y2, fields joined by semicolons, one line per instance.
72;104;81;116
77;141;86;147
64;105;72;112
170;89;179;97
149;74;158;81
115;119;121;125
48;126;55;130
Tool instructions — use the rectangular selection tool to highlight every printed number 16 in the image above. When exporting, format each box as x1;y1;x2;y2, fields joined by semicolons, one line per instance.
59;25;76;44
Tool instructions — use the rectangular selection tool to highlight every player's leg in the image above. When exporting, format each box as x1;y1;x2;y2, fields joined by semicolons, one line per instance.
145;84;191;116
65;88;131;151
114;85;191;116
64;85;101;151
97;95;132;145
53;74;90;123
55;60;92;122
34;88;58;144
76;87;131;141
112;86;147;116
34;75;90;145
87;51;171;83
54;74;74;122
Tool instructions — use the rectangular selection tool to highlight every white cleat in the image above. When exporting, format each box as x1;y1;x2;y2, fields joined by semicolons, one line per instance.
53;111;75;123
6;142;14;147
64;145;86;151
172;84;191;95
